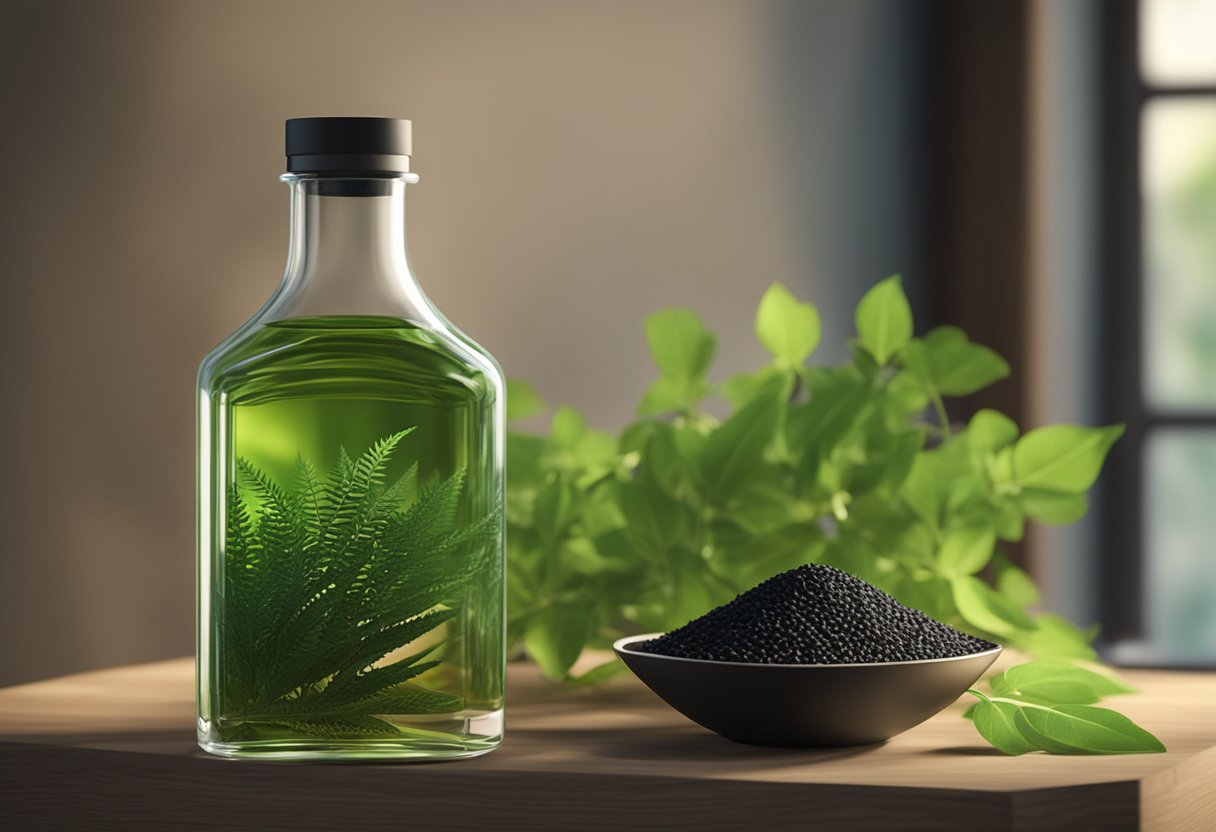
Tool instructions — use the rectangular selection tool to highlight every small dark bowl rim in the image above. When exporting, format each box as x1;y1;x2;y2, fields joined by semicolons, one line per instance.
613;633;1003;670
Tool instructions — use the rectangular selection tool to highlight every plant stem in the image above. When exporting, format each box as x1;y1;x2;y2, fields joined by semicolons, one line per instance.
932;391;952;441
983;695;1059;712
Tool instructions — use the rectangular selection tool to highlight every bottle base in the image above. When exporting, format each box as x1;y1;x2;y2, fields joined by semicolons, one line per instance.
197;710;503;762
199;736;501;762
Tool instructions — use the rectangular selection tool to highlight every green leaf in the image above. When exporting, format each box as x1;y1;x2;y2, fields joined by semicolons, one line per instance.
969;680;1162;757
222;432;497;732
952;575;1036;636
557;536;610;576
969;694;1036;755
506;431;547;488
663;545;727;627
855;275;913;365
1017;488;1089;525
989;661;1135;705
994;556;1040;608
1014;704;1165;755
638;376;708;415
1012;424;1125;492
898;441;969;529
358;689;465;715
755;282;822;366
884;370;930;416
272;715;399;738
568;659;627;686
614;479;693;552
891;573;954;622
1007;708;1085;754
993;501;1025;543
786;373;872;462
673;424;708;487
721;368;786;408
573;433;618;478
637;377;684;416
525;605;591;680
937;526;996;578
1014;612;1098;661
640;424;684;495
878;429;925;491
730;477;814;535
618;420;658;455
506;378;547;421
967;409;1019;460
645;308;717;381
915;326;1010;397
720;523;825;588
700;391;781;499
989;447;1015;488
533;475;577;543
551;405;586;448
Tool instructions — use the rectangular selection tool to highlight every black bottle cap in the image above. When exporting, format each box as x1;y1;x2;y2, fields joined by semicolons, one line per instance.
285;117;412;174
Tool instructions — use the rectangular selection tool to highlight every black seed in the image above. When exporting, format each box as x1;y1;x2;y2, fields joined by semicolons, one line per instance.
637;564;996;664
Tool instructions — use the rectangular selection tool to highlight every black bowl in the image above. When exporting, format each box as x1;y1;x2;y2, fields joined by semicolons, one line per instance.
613;634;1001;747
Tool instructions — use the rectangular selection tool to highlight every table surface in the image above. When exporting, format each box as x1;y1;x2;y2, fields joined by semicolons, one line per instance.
1;655;1213;831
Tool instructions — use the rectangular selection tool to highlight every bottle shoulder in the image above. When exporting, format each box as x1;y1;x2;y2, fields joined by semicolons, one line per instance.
197;317;265;389
198;315;502;406
436;321;505;387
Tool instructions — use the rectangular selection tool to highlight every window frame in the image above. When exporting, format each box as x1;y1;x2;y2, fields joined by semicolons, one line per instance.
1101;0;1216;648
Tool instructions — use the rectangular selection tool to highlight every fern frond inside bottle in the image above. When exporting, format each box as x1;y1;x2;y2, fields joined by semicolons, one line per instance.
197;119;505;761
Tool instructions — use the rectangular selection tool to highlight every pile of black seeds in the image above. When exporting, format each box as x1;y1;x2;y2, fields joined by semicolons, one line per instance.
638;565;995;664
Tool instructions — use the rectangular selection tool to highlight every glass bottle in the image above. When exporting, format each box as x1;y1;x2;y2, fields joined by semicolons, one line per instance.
197;118;504;761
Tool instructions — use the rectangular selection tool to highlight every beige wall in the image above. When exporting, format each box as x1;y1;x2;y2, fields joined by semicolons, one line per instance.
0;0;922;684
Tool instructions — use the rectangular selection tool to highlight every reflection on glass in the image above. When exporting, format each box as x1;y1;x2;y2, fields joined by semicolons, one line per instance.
1141;0;1216;85
1143;99;1216;408
1145;430;1216;661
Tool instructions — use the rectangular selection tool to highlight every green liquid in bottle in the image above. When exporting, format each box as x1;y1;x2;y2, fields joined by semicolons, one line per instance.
198;316;504;760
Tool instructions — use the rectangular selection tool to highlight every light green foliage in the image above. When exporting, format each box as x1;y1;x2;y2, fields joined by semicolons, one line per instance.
970;696;1036;755
905;326;1011;397
937;526;996;579
756;283;822;367
638;308;717;415
223;430;497;737
524;605;592;681
700;392;782;500
506;378;547;422
989;661;1134;703
506;277;1148;754
1012;424;1125;492
855;274;913;364
968;661;1162;755
952;575;1036;636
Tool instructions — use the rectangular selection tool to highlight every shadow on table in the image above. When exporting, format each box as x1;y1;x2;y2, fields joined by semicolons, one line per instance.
510;725;881;769
926;745;1008;757
0;728;195;756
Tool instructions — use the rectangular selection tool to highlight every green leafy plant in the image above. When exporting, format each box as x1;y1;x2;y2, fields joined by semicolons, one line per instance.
968;662;1163;755
222;428;497;738
506;275;1164;754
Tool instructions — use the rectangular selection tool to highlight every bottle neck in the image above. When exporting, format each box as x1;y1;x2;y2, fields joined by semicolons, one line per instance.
264;173;437;323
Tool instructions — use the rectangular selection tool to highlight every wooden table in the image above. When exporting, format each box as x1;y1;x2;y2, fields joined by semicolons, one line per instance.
1;657;1213;831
